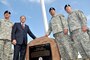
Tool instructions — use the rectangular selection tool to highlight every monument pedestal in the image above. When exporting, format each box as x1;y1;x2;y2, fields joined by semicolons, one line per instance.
26;37;61;60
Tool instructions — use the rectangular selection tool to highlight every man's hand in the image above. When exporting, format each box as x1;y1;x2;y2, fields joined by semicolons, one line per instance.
12;39;17;45
82;26;87;32
44;34;49;37
64;29;68;35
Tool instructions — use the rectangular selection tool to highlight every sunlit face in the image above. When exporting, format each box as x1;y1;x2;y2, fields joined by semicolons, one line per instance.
65;6;72;14
50;10;56;16
20;16;26;23
4;13;10;19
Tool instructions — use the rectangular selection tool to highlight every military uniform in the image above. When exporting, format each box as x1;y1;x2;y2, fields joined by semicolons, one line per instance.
0;19;13;60
67;10;90;60
47;14;77;60
87;28;90;39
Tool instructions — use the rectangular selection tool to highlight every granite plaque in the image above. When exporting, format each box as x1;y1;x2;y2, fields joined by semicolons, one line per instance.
29;43;52;60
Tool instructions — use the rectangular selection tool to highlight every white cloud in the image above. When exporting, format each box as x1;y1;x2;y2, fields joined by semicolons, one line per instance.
0;0;12;8
87;15;90;21
29;0;40;3
29;0;56;4
44;0;56;3
1;0;9;6
0;0;14;13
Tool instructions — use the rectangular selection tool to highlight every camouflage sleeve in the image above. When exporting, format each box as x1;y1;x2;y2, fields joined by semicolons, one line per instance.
0;20;1;27
11;22;14;27
46;22;52;35
60;15;68;29
0;20;1;32
76;10;87;27
11;23;17;41
10;21;14;27
67;17;71;31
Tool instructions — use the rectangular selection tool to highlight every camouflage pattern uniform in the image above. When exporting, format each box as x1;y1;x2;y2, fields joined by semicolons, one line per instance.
0;19;13;60
67;10;90;60
87;28;90;39
47;14;77;60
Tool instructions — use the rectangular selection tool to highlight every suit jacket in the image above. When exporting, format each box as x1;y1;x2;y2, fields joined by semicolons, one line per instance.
11;23;36;44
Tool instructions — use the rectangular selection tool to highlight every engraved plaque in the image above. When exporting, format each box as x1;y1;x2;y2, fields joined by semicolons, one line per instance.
29;43;52;60
26;37;61;60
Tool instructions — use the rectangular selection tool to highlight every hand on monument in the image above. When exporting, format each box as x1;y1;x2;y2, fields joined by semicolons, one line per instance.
12;39;17;45
45;34;49;37
64;29;68;35
82;26;87;32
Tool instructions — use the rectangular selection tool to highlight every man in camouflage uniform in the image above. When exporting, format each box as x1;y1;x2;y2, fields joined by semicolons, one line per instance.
45;7;77;60
0;11;13;60
64;4;90;60
87;28;90;39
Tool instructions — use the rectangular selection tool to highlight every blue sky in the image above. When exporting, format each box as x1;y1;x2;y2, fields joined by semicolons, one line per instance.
0;0;90;42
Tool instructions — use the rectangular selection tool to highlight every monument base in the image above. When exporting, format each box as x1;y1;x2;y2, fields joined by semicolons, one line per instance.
26;37;61;60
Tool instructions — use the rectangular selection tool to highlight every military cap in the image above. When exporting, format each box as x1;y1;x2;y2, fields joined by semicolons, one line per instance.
64;4;71;10
4;10;11;14
49;7;55;12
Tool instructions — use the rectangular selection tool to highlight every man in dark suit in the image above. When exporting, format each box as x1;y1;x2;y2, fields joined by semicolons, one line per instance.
11;16;36;60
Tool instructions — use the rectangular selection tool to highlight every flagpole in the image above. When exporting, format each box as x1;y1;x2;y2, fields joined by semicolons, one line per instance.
40;0;48;34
